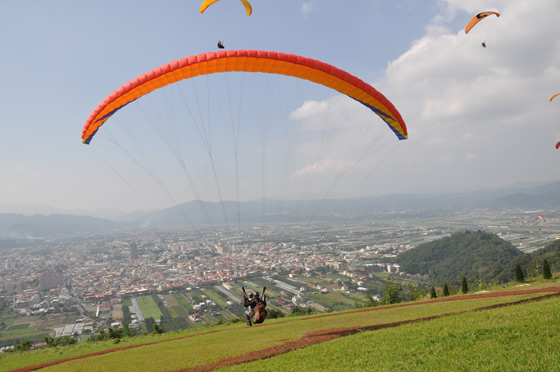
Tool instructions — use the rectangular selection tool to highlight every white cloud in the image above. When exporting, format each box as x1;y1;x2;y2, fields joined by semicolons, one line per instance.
372;0;560;194
290;100;329;120
293;159;332;177
300;2;317;19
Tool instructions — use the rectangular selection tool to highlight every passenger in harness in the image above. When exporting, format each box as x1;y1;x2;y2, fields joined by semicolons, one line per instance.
242;286;267;326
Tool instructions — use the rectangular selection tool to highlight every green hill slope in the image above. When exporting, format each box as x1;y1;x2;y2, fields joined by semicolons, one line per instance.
2;284;558;372
396;230;523;285
222;289;560;372
517;239;560;276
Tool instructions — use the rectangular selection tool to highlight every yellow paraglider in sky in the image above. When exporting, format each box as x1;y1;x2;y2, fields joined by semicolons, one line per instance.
464;11;500;34
200;0;252;16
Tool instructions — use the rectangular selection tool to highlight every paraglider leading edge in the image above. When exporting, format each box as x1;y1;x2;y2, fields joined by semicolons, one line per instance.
82;50;408;144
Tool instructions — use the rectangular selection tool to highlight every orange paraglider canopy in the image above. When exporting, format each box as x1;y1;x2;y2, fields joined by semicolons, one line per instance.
550;93;560;102
465;11;500;34
200;0;252;16
82;50;407;144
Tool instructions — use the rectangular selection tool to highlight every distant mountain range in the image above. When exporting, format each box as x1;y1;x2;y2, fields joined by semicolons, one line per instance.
0;213;120;239
1;180;560;239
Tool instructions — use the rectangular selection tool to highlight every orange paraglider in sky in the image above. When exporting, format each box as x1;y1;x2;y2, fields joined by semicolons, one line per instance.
464;11;500;34
81;50;408;144
200;0;252;16
550;93;560;102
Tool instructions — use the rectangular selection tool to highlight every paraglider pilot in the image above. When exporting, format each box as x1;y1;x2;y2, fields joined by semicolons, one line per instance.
242;287;266;326
243;291;256;326
217;41;225;49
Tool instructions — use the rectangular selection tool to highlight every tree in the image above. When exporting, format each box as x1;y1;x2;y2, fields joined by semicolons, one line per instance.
266;309;285;319
145;317;156;333
108;327;124;339
57;336;77;346
123;323;136;337
153;324;164;334
96;329;108;341
461;276;468;294
404;283;425;301
515;263;525;282
44;336;55;347
364;295;379;308
443;283;449;297
543;259;552;279
290;306;314;316
380;282;402;305
15;339;32;352
430;286;437;299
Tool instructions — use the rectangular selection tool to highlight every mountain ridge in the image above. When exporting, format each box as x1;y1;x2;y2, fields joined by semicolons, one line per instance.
1;180;560;238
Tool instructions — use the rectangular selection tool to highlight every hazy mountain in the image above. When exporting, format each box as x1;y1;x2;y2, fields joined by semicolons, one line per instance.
0;213;121;239
129;181;560;227
0;202;130;220
485;181;560;209
1;180;560;237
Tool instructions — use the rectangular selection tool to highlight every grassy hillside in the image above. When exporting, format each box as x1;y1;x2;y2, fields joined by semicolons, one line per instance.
396;230;523;285
1;282;558;372
223;290;560;372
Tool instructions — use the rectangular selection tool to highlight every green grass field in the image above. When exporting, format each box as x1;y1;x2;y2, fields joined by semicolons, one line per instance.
223;295;560;371
136;295;163;320
1;284;557;372
202;288;228;307
173;292;193;312
2;324;37;336
0;320;44;342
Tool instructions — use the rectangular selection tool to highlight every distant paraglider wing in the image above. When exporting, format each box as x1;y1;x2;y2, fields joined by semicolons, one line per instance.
536;216;546;222
465;11;500;34
550;93;560;102
200;0;220;14
556;141;560;150
200;0;252;16
239;0;252;16
82;50;408;144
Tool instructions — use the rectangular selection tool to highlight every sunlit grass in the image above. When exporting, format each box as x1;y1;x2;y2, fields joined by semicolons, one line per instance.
221;296;560;372
1;287;555;372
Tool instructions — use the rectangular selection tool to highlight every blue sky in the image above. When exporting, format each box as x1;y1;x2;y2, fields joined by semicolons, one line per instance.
1;0;559;214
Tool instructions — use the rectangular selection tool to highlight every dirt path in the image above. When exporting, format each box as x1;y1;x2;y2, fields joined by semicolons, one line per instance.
11;286;560;372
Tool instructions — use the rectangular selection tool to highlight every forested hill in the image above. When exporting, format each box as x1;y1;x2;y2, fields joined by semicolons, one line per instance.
396;231;523;285
519;239;560;277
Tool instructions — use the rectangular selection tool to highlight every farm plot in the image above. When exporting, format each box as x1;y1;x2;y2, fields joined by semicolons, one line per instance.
136;295;163;320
